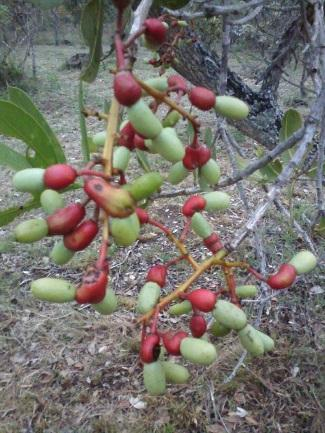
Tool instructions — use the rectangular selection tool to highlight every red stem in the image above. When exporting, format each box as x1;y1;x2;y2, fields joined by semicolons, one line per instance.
248;266;267;282
97;240;109;270
165;255;187;268
179;218;191;242
147;218;171;236
150;307;160;334
78;169;111;180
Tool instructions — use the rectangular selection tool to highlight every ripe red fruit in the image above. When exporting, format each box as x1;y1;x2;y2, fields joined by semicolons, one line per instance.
203;232;223;253
75;268;108;304
146;264;167;287
167;75;187;93
267;263;297;290
196;145;212;167
135;207;149;224
182;146;198;170
119;122;135;150
189;314;207;337
63;220;98;251
140;334;161;363
162;330;188;356
144;18;167;47
47;203;85;235
134;134;148;150
114;71;142;107
182;195;206;217
188;87;216;111
186;288;217;312
44;164;77;190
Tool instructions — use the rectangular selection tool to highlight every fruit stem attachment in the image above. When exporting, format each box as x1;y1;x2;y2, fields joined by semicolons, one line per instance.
223;267;240;306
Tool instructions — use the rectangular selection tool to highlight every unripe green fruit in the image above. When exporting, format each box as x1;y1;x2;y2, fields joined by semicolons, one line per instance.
92;131;106;147
238;325;264;356
180;337;217;365
256;330;274;352
204;191;230;212
215;96;249;120
136;281;160;313
235;285;258;299
14;218;48;243
93;288;118;315
167;162;189;184
126;172;164;201
288;250;317;274
13;168;45;194
200;159;221;185
151;127;185;163
127;99;162;138
40;189;65;215
50;240;75;265
168;300;192;315
113;146;131;172
31;277;76;303
143;361;166;395
110;213;140;246
162;361;190;384
191;213;213;239
88;137;97;153
143;77;168;95
210;319;231;337
162;110;182;127
213;300;247;330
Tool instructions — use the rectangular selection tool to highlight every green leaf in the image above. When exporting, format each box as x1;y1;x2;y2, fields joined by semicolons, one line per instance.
80;0;104;83
204;127;216;159
8;87;66;163
314;216;325;236
0;100;59;167
0;198;40;227
135;149;151;173
255;147;282;183
187;121;195;144
279;109;303;166
78;81;90;162
28;0;65;8
0;143;31;171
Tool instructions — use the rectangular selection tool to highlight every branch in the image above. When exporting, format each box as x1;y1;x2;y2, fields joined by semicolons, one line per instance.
129;0;153;36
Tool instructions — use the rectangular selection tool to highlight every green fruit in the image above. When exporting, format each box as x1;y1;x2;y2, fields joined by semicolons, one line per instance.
210;319;231;337
167;162;189;184
143;77;168;95
136;282;160;313
256;330;275;352
92;131;106;147
200;159;221;185
143;361;166;395
126;172;164;201
151;127;185;163
215;96;249;120
13;168;45;194
204;191;230;212
235;285;258;299
14;218;48;243
238;325;264;356
162;110;182;127
40;189;65;215
213;300;247;330
168;300;192;315
50;240;75;265
127;99;162;138
288;250;317;274
155;0;190;10
88;137;97;153
191;213;213;239
110;213;140;246
180;337;217;365
113;146;131;172
93;288;118;315
162;361;190;384
31;277;76;303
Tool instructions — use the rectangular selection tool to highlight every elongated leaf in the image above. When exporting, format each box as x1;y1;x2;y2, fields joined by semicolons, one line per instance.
78;81;90;162
28;0;65;8
0;198;40;227
204;127;216;159
80;0;104;83
0;143;31;171
0;100;59;166
255;147;282;183
8;87;66;163
314;216;325;236
135;149;151;173
279;109;303;165
187;121;195;144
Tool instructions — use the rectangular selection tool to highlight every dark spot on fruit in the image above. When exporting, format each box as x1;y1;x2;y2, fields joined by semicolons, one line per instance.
94;183;103;192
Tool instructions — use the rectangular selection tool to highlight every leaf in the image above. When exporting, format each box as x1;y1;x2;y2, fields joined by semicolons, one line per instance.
0;143;31;171
279;109;303;166
78;81;90;162
0;100;59;167
7;87;66;163
28;0;65;8
135;149;151;173
80;0;104;83
314;216;325;236
255;147;282;183
0;198;40;227
187;121;195;144
204;127;216;159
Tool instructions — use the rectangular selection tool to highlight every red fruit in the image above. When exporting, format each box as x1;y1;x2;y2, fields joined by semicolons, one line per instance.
140;334;161;363
114;71;142;107
182;195;206;217
119;122;135;150
47;203;85;235
182;146;198;170
267;263;297;290
196;145;211;167
63;219;98;251
146;264;167;288
188;87;216;111
75;267;108;304
162;330;188;356
203;232;223;253
167;75;187;93
186;288;217;312
134;134;148;150
44;164;77;190
189;314;207;337
144;18;167;47
135;207;149;224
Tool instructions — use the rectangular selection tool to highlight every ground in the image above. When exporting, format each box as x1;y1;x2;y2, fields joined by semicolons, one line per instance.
0;42;324;433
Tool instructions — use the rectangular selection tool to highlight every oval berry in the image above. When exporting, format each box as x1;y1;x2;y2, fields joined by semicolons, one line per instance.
44;164;77;190
189;87;216;111
186;288;217;312
63;219;98;251
266;263;296;290
113;71;142;107
189;314;207;338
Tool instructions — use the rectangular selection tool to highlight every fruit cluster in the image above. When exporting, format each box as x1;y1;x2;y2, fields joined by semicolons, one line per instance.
10;0;318;395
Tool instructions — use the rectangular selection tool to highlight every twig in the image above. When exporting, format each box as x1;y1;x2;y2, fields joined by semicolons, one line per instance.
129;0;153;37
